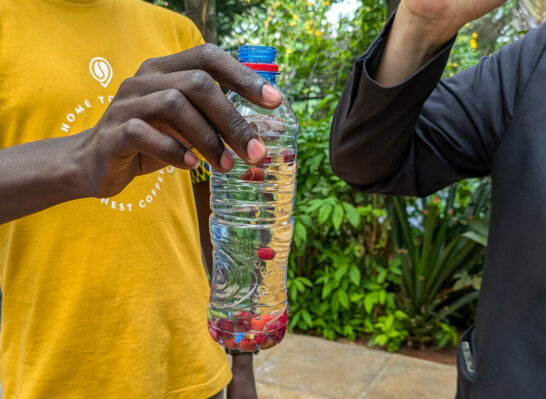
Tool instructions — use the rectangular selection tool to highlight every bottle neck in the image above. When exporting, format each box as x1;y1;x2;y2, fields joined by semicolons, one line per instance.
257;71;277;85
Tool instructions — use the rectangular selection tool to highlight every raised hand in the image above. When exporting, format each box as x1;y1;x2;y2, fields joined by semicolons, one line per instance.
401;0;507;42
375;0;507;86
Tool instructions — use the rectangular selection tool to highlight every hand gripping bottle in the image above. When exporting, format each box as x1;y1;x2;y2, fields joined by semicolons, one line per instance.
208;46;298;352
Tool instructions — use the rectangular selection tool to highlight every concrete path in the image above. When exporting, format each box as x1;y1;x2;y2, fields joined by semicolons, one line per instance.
254;334;457;399
0;334;455;399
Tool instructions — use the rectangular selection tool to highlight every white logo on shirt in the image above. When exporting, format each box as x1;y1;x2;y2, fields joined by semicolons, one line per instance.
89;57;113;88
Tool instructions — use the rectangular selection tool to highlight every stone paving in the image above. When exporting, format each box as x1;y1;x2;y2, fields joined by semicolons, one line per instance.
0;334;456;399
254;334;457;399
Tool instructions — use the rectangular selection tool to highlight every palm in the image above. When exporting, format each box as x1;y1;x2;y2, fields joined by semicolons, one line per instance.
402;0;507;28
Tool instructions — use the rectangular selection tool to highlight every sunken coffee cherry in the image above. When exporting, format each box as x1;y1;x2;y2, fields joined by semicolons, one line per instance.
224;339;237;350
235;311;252;332
259;335;276;350
238;338;257;351
216;318;234;332
251;314;274;331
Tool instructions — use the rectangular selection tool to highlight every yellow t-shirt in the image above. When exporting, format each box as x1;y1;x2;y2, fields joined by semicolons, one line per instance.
0;1;230;398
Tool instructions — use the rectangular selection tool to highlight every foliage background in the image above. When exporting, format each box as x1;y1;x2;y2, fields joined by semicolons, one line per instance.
152;0;532;351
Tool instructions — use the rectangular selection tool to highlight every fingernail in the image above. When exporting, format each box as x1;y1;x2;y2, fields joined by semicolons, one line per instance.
247;138;266;161
220;150;234;170
184;151;200;168
262;84;281;104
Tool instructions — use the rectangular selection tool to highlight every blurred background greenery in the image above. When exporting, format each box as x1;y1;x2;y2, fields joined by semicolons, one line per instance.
146;0;544;351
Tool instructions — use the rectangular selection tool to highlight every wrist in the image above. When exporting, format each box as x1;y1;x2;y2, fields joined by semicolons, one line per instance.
376;4;458;86
231;352;254;369
65;130;97;199
394;2;460;56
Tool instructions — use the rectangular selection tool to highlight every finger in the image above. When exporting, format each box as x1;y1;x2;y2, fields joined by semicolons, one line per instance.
121;89;234;172
121;118;201;171
119;71;267;164
135;43;282;109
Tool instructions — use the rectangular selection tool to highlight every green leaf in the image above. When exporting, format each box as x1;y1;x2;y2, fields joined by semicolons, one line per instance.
306;200;324;213
338;289;349;309
350;292;364;302
377;269;388;284
374;334;388;346
364;294;376;314
334;263;349;282
462;231;487;247
294;223;307;247
342;202;361;228
301;309;313;327
299;277;313;287
298;214;313;226
332;204;344;231
331;291;340;314
349;266;361;286
322;282;333;299
289;312;300;329
363;282;382;291
379;290;387;305
394;310;409;320
343;324;354;337
318;203;333;224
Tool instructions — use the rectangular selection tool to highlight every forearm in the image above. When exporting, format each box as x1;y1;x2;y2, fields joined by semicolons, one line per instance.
0;133;88;224
228;353;257;399
375;3;458;86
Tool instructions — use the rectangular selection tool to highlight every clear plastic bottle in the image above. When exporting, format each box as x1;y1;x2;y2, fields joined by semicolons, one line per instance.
208;46;298;352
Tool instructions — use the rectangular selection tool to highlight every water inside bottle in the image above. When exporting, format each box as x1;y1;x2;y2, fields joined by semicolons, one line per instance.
208;115;297;351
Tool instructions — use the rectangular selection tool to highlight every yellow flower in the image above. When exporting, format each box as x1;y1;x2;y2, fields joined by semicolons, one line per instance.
305;20;312;30
314;29;322;38
470;38;478;50
286;48;294;55
289;20;296;27
472;32;478;39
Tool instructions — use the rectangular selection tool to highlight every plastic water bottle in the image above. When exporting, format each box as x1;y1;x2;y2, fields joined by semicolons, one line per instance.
208;46;298;352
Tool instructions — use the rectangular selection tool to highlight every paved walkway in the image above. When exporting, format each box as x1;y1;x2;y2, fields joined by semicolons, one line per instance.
254;334;457;399
0;334;456;399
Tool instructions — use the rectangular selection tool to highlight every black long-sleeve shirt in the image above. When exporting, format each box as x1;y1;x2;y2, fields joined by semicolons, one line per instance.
330;18;546;399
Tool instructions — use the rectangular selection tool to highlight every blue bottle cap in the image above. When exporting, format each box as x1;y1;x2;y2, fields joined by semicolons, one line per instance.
238;45;277;64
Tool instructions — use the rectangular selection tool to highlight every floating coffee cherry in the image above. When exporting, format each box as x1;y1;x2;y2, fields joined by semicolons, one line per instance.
241;167;265;182
257;247;276;260
281;150;295;165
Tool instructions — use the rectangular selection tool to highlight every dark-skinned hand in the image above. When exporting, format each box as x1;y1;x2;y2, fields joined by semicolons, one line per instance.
79;43;282;198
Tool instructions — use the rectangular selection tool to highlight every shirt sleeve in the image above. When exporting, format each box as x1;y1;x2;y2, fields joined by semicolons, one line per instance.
190;159;211;184
329;16;544;197
189;17;205;47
